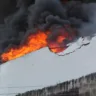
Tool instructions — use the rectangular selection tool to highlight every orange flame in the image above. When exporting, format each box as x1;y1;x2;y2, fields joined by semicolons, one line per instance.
48;42;67;53
1;30;48;62
0;26;76;63
47;26;76;53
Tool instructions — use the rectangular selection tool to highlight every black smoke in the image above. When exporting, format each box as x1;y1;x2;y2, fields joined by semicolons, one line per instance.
0;0;96;62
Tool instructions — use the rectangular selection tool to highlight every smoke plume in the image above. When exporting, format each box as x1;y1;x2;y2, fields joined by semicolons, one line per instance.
0;0;96;63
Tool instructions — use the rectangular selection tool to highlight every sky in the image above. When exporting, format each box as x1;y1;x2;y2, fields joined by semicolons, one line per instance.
0;36;96;96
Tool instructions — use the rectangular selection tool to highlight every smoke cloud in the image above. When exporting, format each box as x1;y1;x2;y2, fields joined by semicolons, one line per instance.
0;0;96;63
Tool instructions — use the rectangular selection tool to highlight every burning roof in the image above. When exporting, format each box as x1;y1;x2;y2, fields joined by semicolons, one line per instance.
0;0;96;64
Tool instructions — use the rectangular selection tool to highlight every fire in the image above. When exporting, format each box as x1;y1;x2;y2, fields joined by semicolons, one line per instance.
47;26;76;53
48;42;67;53
1;30;48;62
0;25;76;63
57;36;66;43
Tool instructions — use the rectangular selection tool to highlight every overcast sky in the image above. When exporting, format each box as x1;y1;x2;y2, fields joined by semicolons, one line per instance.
0;37;96;96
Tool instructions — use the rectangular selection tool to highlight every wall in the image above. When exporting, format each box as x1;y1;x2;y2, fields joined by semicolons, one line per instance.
16;72;96;96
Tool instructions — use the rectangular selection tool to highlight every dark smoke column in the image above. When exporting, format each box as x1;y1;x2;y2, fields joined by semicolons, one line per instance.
0;0;17;24
28;0;67;28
